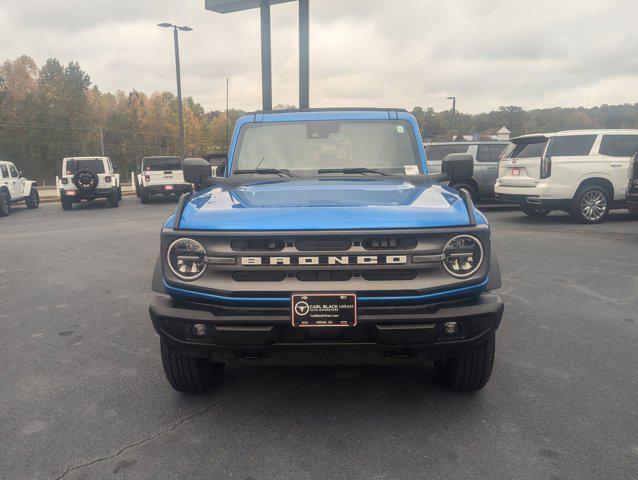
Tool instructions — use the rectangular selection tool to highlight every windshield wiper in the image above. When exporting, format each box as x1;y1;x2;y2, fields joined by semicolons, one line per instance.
234;169;298;178
318;167;389;176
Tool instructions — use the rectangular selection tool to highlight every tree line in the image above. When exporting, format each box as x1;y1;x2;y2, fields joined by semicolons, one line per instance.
2;55;638;183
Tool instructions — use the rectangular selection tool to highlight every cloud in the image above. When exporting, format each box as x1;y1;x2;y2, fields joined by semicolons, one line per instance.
1;0;637;113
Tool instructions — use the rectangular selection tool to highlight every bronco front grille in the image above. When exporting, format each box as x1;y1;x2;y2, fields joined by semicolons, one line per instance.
162;228;490;299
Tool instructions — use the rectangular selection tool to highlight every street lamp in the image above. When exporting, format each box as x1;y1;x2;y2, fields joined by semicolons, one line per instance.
446;96;456;141
158;23;193;157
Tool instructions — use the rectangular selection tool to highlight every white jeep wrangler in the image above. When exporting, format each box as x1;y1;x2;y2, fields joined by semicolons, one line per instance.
0;160;40;217
59;157;121;210
135;156;192;204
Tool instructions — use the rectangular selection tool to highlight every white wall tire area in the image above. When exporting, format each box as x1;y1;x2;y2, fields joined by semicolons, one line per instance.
571;185;610;224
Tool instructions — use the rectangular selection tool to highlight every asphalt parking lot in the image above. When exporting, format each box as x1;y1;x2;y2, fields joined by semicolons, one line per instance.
1;197;637;480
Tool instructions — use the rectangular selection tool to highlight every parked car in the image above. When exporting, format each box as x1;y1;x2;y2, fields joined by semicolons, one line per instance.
425;141;509;201
134;156;192;204
150;109;504;394
59;156;121;210
495;130;638;223
0;160;39;217
627;153;638;216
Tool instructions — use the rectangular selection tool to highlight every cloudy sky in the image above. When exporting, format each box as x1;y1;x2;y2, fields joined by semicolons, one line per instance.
1;0;637;113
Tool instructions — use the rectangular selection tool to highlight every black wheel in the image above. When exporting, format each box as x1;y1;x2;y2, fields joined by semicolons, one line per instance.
571;185;610;224
140;188;150;204
451;182;478;203
521;204;551;218
434;334;495;392
134;175;141;197
0;191;10;217
72;169;99;193
117;187;123;201
25;189;40;209
109;189;119;208
61;196;73;210
160;340;224;394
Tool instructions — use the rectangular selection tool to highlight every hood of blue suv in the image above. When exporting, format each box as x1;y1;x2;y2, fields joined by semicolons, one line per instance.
172;178;484;231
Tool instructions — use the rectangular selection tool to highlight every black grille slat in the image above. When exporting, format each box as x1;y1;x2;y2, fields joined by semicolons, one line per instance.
295;238;352;251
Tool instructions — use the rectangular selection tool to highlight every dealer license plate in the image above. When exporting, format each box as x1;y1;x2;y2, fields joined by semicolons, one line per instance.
510;167;520;176
164;185;174;191
291;294;357;328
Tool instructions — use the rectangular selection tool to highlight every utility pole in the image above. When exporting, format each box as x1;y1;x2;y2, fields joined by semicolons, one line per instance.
99;127;105;156
447;96;456;141
226;78;230;151
158;23;193;157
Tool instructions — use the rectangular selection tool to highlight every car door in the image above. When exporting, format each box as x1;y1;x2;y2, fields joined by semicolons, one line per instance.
0;164;10;196
475;145;493;196
8;163;25;199
599;134;638;199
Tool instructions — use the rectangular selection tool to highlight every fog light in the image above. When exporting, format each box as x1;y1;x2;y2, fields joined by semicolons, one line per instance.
192;323;207;338
443;321;459;336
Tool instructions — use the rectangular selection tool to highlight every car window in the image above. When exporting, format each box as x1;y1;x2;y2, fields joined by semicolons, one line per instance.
0;165;8;178
143;157;182;171
600;135;638;157
65;159;106;174
9;165;18;178
507;141;547;158
477;145;491;163
546;135;597;157
425;145;470;162
490;144;508;161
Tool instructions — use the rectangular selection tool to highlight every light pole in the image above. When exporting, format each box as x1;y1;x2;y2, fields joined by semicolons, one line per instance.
447;96;456;141
158;23;193;157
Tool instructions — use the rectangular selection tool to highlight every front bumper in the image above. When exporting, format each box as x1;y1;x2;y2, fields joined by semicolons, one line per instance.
149;292;504;365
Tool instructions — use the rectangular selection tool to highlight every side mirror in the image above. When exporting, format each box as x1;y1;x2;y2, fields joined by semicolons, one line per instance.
441;153;473;182
183;158;213;188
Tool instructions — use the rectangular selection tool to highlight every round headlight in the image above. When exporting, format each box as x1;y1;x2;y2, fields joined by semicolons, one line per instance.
167;238;207;281
442;235;484;278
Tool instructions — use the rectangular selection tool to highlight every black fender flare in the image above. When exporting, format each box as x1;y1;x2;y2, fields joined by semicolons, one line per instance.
486;252;502;291
151;255;167;293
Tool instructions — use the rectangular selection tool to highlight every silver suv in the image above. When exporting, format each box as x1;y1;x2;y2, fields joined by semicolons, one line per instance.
425;141;509;201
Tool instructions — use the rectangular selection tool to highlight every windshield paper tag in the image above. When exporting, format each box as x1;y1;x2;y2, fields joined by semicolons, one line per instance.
396;125;405;133
404;165;419;176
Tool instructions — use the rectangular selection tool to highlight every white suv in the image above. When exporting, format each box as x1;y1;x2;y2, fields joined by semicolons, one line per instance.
134;156;191;204
59;157;121;210
0;160;40;217
494;130;638;223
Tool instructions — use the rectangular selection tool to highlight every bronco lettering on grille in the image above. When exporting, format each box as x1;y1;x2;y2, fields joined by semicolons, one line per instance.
240;255;408;266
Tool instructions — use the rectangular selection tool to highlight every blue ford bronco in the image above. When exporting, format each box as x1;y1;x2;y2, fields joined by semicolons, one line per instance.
149;108;504;393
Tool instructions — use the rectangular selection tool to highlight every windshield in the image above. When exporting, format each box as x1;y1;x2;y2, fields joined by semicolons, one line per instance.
425;144;470;162
232;120;422;176
143;157;182;171
65;159;105;174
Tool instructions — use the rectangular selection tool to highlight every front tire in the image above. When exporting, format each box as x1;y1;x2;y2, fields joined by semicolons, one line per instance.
25;189;40;209
0;191;10;217
521;204;551;218
571;185;610;224
451;182;478;203
160;340;225;394
434;334;495;392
